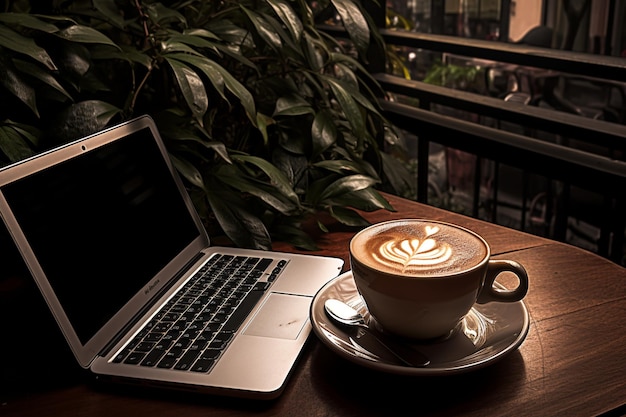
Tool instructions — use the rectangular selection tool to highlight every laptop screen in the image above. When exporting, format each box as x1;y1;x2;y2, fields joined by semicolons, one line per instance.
2;127;200;345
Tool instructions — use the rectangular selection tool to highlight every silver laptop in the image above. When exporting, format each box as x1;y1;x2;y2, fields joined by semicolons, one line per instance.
0;115;343;399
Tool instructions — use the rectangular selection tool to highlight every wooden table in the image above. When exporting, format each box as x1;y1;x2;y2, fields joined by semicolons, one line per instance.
2;193;626;416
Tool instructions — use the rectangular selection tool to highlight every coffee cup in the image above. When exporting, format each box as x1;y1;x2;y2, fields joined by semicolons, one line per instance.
349;219;529;340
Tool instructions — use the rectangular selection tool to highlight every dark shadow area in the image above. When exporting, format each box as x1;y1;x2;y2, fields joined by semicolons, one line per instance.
308;341;527;416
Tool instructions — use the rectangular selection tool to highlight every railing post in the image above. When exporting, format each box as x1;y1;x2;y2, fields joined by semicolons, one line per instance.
417;137;430;203
499;0;511;42
431;0;445;35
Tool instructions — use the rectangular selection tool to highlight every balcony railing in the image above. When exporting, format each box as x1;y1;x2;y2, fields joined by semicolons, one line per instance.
320;24;626;264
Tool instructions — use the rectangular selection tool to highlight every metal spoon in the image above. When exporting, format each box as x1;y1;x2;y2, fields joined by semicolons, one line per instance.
324;298;430;367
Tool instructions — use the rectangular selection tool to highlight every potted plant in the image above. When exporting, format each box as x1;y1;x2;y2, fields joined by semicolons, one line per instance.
0;0;413;250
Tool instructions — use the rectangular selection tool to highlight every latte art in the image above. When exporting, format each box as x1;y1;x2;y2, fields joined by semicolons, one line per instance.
351;220;488;276
374;226;453;273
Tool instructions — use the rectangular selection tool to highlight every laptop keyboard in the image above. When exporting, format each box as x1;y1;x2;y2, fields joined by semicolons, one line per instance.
112;254;286;373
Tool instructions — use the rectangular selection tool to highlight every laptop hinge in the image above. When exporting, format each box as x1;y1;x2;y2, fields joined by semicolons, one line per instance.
98;252;206;358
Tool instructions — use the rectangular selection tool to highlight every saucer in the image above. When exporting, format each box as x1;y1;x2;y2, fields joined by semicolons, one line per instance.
310;271;530;375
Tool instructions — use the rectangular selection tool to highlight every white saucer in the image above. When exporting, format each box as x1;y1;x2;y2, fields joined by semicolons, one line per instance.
310;271;530;375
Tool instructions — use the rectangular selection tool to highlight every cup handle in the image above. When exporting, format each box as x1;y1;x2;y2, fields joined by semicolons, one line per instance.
476;260;529;304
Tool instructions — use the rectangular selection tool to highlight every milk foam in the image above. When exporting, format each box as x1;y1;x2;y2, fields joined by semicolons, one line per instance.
351;221;488;276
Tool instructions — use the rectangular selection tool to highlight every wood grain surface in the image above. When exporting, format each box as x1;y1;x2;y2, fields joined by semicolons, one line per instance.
2;193;625;417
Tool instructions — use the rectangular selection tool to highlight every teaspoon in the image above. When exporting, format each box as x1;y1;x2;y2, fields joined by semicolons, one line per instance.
324;298;430;367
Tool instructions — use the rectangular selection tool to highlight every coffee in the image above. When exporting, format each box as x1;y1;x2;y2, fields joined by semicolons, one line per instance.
350;220;488;277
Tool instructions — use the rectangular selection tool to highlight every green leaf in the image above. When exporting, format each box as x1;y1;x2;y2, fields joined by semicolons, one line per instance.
206;185;272;250
215;165;299;216
274;95;313;117
94;0;126;29
145;3;187;26
14;59;73;101
380;151;416;198
326;71;381;116
169;153;206;190
335;146;381;178
302;31;325;72
262;9;302;54
206;60;257;123
232;154;299;203
0;24;56;70
312;159;367;174
164;34;219;55
0;54;38;116
334;62;359;88
184;28;221;41
161;40;205;56
71;100;121;125
168;53;256;126
241;6;282;52
213;43;257;70
311;110;337;156
329;52;369;78
199;142;231;163
329;187;395;212
0;124;36;163
346;83;382;116
330;51;385;96
256;112;273;146
275;94;310;111
50;100;121;140
101;45;153;69
55;25;121;49
277;126;308;155
330;0;369;58
301;71;327;101
206;19;255;49
266;0;303;42
324;77;365;139
329;205;370;227
272;106;315;118
173;135;232;164
305;174;339;205
3;121;40;147
271;222;320;251
0;13;58;32
165;58;208;124
271;147;308;190
319;174;378;202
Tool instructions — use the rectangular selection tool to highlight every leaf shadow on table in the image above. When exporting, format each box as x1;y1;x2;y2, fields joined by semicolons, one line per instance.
308;341;528;416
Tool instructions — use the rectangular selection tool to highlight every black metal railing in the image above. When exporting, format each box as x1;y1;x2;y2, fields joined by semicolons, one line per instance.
377;30;626;81
381;99;626;262
319;24;626;264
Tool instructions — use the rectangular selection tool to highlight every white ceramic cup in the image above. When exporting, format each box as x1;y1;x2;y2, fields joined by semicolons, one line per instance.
350;219;529;340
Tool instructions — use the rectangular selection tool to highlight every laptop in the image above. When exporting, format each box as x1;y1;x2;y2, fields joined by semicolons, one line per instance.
0;115;343;399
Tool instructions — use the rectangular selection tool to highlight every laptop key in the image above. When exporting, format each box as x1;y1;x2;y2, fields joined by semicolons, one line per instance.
191;359;216;373
157;355;178;369
113;348;132;363
141;349;166;366
254;258;273;271
174;350;202;370
190;347;223;373
200;348;221;361
135;341;155;352
124;351;146;365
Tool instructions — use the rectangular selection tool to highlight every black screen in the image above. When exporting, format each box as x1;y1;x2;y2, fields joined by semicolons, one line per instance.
3;128;200;344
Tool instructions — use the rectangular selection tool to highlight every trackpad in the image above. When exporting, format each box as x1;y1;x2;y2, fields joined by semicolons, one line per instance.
244;293;310;339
